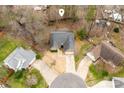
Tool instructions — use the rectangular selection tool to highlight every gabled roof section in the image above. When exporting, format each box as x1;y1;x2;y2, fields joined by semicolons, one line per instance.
50;31;74;52
4;47;36;71
100;41;124;65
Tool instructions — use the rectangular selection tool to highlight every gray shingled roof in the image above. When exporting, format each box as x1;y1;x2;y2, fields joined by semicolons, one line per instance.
4;47;36;71
89;41;124;66
112;77;124;88
50;73;86;88
50;31;74;52
100;42;124;65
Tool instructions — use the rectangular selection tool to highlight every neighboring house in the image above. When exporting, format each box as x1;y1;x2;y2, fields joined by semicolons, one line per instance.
50;31;75;54
50;73;86;88
87;41;124;66
112;77;124;88
109;12;122;22
4;47;36;71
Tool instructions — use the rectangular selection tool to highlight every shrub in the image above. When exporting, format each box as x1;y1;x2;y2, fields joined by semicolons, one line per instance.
36;54;41;59
76;28;88;40
113;27;119;33
14;69;25;79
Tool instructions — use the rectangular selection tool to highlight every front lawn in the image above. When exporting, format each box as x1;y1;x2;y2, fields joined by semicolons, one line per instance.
86;64;110;86
7;68;48;88
86;64;124;86
89;64;109;79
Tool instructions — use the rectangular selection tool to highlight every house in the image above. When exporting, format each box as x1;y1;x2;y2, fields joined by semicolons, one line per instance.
50;73;86;88
87;41;124;66
109;12;122;22
4;47;36;71
50;31;75;54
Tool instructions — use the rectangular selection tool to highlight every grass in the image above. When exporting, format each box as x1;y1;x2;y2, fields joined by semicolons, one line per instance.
111;32;124;53
86;64;124;86
0;37;17;65
85;6;96;22
86;64;110;86
75;40;92;66
89;64;109;79
7;68;48;88
0;20;8;28
0;66;8;79
86;71;103;86
91;36;103;45
0;34;32;63
0;36;29;65
112;68;124;77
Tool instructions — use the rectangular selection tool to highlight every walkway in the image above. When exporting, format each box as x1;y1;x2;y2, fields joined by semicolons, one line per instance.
65;54;76;73
77;56;92;80
32;60;58;86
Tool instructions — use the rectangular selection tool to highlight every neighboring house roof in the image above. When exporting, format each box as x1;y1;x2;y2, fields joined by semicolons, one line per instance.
112;77;124;88
50;73;86;88
87;41;124;66
4;47;36;71
50;31;74;52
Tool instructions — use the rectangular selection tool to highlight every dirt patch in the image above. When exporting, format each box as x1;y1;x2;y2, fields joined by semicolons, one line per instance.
42;51;66;73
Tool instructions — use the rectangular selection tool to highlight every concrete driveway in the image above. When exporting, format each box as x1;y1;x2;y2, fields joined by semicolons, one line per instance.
32;60;58;86
77;56;92;80
65;54;76;73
